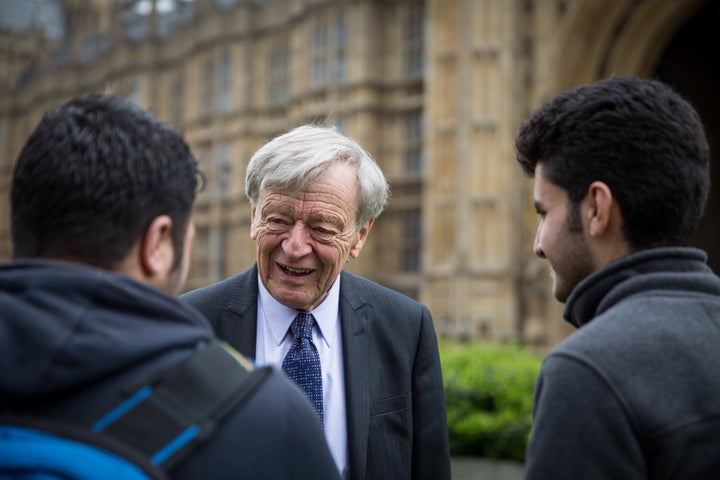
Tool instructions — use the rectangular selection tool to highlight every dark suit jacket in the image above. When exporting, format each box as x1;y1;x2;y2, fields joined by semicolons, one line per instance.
181;265;451;480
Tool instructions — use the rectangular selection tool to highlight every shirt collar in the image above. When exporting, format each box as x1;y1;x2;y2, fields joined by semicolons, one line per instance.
257;275;341;348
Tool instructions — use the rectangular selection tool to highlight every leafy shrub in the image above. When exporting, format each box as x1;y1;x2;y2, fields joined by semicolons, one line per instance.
440;340;543;461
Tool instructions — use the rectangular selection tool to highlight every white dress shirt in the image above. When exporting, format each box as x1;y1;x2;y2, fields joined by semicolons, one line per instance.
255;276;349;479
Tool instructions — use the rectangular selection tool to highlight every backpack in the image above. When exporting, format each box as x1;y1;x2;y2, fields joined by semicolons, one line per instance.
0;340;270;479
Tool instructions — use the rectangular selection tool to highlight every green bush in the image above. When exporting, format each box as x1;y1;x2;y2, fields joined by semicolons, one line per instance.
440;340;543;461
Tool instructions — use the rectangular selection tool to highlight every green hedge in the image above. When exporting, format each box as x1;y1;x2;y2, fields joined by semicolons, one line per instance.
440;340;543;461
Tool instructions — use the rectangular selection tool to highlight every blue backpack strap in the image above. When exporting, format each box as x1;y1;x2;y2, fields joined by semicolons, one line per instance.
0;414;167;479
0;341;270;478
87;340;270;470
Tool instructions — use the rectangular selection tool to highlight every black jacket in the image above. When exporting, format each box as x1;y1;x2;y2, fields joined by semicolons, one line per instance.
181;265;451;480
0;259;340;480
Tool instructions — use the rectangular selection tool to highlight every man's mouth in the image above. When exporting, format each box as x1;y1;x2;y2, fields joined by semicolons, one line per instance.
280;263;313;275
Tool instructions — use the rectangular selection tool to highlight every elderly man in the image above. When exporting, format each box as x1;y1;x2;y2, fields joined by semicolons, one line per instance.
182;124;451;480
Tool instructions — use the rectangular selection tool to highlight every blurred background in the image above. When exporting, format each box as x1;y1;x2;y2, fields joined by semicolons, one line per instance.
0;0;718;351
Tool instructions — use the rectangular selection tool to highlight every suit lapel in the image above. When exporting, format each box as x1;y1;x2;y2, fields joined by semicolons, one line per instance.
339;272;372;480
218;265;259;359
221;268;374;477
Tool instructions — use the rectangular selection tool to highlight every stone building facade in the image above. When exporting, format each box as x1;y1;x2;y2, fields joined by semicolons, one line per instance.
0;0;717;348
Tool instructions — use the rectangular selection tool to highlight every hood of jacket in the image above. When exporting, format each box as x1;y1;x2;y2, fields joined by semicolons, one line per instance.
0;259;213;404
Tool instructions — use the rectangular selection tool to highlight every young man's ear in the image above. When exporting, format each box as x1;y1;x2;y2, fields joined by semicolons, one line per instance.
140;215;175;278
586;181;614;238
585;181;631;267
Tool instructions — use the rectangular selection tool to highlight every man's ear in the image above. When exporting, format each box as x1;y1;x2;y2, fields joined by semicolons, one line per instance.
250;206;258;240
140;215;175;278
349;218;375;259
586;181;614;238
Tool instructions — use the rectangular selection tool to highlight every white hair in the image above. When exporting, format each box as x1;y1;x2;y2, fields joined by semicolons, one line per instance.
245;124;390;226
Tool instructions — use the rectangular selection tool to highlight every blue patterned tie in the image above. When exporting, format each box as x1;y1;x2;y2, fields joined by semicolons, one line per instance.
282;313;324;425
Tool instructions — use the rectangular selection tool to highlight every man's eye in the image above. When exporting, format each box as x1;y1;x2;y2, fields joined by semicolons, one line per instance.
311;229;333;239
309;226;338;242
265;218;291;230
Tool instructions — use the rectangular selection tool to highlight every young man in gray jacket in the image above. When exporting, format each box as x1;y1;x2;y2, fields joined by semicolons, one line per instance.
515;77;720;479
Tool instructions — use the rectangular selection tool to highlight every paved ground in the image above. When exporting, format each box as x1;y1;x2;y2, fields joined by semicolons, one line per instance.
451;457;525;480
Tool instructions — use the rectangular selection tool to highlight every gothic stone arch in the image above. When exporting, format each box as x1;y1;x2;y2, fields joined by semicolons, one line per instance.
552;0;708;92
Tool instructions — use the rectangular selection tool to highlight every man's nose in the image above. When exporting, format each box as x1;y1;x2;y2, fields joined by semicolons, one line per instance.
283;222;312;257
533;229;546;259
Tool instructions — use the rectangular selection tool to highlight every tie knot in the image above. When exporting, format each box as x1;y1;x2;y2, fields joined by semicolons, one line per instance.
290;313;315;340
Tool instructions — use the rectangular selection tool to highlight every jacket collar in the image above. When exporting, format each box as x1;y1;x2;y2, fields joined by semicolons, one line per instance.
564;247;713;328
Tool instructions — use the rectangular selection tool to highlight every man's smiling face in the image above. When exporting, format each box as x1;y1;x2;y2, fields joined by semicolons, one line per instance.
251;161;371;311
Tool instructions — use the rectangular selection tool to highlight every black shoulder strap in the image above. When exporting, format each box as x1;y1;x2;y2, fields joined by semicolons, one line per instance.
87;340;271;470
